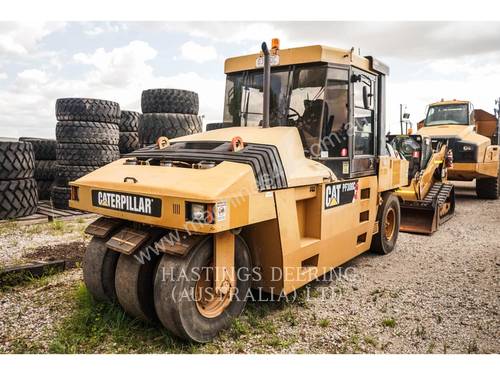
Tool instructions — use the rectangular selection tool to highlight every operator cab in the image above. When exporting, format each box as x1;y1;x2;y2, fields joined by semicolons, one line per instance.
386;134;434;182
222;44;389;179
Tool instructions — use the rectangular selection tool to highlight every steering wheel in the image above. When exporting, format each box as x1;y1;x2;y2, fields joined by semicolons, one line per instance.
287;107;303;123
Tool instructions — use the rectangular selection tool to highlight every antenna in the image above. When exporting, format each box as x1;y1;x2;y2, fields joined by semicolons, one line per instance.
261;42;270;128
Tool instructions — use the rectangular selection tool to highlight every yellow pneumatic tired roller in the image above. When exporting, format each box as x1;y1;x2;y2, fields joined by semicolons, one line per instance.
69;40;409;342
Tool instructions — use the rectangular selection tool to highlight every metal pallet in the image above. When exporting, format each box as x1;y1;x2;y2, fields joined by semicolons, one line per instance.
0;200;97;226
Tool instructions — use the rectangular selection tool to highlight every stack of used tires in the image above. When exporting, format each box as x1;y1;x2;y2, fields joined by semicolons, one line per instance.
52;98;121;209
118;110;141;155
19;137;57;200
0;140;38;219
139;89;202;146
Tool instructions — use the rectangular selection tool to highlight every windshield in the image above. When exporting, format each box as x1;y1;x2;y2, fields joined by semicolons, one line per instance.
223;64;327;152
425;104;469;126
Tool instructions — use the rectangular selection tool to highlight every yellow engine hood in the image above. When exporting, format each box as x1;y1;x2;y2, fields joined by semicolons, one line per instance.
417;125;472;138
71;159;259;201
173;126;334;186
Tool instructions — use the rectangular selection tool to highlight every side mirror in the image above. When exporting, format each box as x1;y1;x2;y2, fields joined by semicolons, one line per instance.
403;113;410;120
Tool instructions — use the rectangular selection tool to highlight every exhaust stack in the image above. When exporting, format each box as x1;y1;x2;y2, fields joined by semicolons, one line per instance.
261;42;270;128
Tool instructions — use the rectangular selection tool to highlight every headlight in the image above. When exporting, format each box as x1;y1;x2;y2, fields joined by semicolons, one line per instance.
462;145;473;151
186;202;214;224
191;203;206;222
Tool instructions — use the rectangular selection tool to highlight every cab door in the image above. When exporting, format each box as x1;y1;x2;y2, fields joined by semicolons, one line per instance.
350;68;377;177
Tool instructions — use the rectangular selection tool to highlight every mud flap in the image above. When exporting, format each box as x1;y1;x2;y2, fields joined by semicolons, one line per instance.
84;217;122;238
106;227;151;255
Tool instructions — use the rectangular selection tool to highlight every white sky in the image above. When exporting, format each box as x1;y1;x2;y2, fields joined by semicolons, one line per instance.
0;21;499;139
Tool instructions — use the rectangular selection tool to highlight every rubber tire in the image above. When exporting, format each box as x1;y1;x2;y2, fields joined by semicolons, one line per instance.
83;236;121;302
0;141;35;179
141;89;199;115
55;165;97;187
119;132;139;154
56;121;119;145
119;110;141;132
475;170;500;199
56;98;121;124
0;178;38;219
50;186;71;209
206;122;234;131
370;192;401;255
115;240;163;322
139;113;202;146
56;143;120;166
34;160;57;180
154;235;252;343
36;179;55;200
19;138;57;160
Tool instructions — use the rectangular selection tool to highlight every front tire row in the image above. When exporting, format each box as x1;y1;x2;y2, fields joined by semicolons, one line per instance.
83;231;252;343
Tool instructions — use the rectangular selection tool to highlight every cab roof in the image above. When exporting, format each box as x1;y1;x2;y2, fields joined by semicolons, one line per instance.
224;44;389;76
429;99;470;107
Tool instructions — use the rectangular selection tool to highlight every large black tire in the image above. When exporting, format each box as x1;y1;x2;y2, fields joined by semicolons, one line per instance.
56;143;120;166
154;235;252;343
206;122;234;131
476;171;500;199
56;121;119;145
19;138;57;160
115;232;164;322
83;236;121;302
56;98;121;124
370;192;401;255
141;89;199;115
119;110;141;132
50;186;71;209
36;179;55;201
0;178;38;219
55;165;97;186
139;113;202;146
34;160;57;180
0;141;35;180
119;132;139;154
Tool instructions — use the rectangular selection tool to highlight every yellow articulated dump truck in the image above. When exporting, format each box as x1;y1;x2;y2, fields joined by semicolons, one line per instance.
387;134;455;234
417;99;500;199
69;40;408;342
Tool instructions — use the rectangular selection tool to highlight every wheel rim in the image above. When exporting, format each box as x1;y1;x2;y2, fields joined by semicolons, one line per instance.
384;207;396;241
195;263;232;319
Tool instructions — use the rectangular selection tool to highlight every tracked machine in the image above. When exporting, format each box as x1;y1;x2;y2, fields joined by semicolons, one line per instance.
387;134;455;234
70;40;409;342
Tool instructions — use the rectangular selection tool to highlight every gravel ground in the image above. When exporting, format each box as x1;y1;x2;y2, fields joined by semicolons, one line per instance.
0;218;93;267
0;181;498;353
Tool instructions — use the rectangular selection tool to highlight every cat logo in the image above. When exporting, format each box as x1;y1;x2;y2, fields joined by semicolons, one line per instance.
324;180;358;209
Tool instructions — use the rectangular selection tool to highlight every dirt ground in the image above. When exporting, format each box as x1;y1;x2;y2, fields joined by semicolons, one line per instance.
0;182;498;354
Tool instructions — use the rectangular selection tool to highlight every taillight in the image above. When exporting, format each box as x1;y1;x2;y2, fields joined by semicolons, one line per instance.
412;151;421;159
341;148;348;157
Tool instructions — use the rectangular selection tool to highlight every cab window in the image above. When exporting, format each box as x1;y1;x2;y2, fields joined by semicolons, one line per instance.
352;70;376;156
321;68;349;157
288;66;327;155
